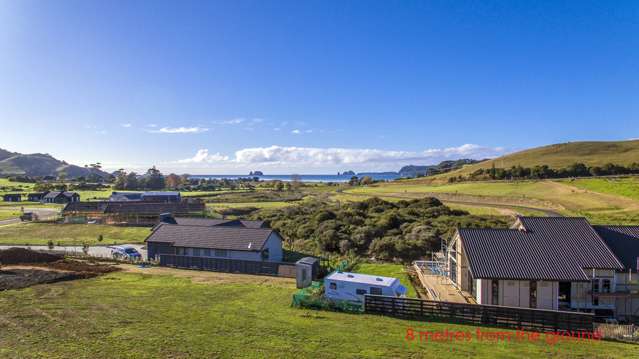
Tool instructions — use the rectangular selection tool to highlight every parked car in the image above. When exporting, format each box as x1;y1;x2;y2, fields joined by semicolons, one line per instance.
108;245;142;261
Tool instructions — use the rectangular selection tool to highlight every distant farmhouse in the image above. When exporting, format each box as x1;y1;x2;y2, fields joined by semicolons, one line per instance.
62;201;205;225
447;217;639;321
43;191;80;204
109;191;181;203
27;192;47;202
2;193;22;202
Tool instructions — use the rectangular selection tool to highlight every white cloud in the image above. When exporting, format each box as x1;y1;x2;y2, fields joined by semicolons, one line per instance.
121;123;132;128
171;144;508;173
178;149;229;163
291;129;301;134
152;127;209;134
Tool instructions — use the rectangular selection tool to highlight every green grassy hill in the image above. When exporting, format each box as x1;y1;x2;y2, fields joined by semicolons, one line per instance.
437;140;639;180
0;150;111;178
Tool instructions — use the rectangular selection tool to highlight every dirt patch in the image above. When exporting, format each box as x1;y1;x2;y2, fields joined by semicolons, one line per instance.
0;248;62;265
0;256;120;291
0;269;88;291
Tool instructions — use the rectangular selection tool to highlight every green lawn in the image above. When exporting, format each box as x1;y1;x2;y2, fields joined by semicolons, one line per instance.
0;208;21;221
354;263;417;298
566;177;639;201
0;223;150;245
0;270;634;358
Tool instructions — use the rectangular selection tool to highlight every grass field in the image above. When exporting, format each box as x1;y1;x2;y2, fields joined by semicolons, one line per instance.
206;201;295;210
0;223;150;245
435;140;639;181
0;208;21;221
344;179;639;224
566;177;639;201
0;269;634;358
353;263;417;297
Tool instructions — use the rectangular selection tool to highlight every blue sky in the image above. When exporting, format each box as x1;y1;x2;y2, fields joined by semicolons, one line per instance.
0;1;637;174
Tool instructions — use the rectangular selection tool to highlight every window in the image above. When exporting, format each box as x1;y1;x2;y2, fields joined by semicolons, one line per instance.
356;289;367;295
203;249;211;257
193;248;201;257
370;287;382;295
176;247;185;255
602;279;611;293
529;281;537;309
491;280;499;305
329;282;336;290
592;279;600;293
214;249;228;257
261;249;270;260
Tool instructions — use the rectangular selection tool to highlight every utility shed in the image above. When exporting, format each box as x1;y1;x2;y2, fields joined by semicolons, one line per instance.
324;272;406;303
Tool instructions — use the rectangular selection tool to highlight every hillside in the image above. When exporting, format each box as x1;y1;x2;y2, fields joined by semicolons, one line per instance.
434;140;639;180
0;149;110;179
398;159;482;177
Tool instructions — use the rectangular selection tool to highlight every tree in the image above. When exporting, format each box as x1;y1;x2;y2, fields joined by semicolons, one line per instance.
360;176;373;185
125;172;139;190
348;176;359;186
165;173;182;189
143;166;164;190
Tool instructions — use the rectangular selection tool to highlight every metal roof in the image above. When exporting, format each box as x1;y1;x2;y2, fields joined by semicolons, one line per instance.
146;224;274;252
325;272;399;287
62;201;204;215
459;217;623;281
594;225;639;272
174;217;267;229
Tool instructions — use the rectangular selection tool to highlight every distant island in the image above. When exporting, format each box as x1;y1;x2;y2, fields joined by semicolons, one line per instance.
338;170;356;176
249;171;264;176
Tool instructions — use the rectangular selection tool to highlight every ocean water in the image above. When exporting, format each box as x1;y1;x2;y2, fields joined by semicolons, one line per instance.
189;173;401;183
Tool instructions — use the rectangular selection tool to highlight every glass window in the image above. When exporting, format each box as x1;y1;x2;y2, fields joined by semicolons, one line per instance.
529;281;537;309
492;280;499;305
329;282;336;290
592;279;600;293
193;248;201;257
214;249;228;257
602;279;611;293
356;289;367;295
203;249;211;257
370;287;382;295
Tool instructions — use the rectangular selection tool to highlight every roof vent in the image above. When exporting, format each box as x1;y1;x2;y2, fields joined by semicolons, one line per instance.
248;242;253;249
347;274;354;278
376;277;383;281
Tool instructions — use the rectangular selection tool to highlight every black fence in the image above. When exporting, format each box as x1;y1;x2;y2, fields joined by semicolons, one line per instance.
159;254;295;277
364;295;594;333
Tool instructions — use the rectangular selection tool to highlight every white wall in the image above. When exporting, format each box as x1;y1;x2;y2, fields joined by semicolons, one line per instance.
478;279;557;310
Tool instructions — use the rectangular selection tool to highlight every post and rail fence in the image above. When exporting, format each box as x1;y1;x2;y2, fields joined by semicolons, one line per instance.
364;294;595;333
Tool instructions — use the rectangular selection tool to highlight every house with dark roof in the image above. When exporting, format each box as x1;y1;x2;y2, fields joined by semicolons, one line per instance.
43;191;80;204
141;191;181;203
145;224;283;263
173;217;267;229
3;193;22;202
447;217;624;315
27;192;48;202
592;225;639;322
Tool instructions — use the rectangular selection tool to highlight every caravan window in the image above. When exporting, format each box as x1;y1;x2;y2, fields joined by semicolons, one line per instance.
356;289;367;295
329;282;336;290
370;287;382;295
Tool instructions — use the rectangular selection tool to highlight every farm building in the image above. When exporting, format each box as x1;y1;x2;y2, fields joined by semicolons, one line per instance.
108;191;181;202
27;192;47;202
324;272;407;303
109;192;143;201
447;217;635;319
2;193;22;202
43;191;80;204
61;201;206;225
141;191;181;203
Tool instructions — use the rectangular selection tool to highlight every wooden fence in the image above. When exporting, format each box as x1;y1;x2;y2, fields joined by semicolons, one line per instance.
364;295;594;333
159;254;296;277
